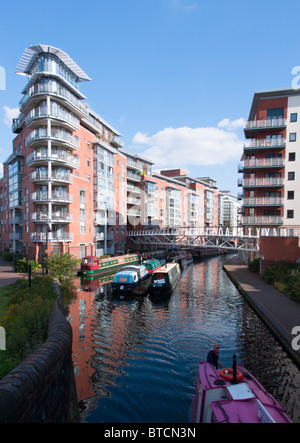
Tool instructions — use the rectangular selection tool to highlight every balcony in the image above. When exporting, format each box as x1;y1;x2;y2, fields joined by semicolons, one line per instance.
26;150;80;169
25;108;80;132
9;233;23;241
31;212;73;223
111;135;124;148
12;113;26;133
31;192;73;203
244;139;286;150
240;158;285;170
127;196;141;205
127;171;142;182
127;184;141;194
243;197;283;206
25;129;79;150
242;216;284;225
30;232;74;242
31;171;73;184
239;178;284;187
19;80;89;118
244;118;286;131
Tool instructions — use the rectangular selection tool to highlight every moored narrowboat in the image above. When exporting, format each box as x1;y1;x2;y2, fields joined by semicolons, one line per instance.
191;355;293;423
148;262;181;296
121;264;149;281
143;258;164;273
176;253;193;270
80;254;140;277
111;270;139;293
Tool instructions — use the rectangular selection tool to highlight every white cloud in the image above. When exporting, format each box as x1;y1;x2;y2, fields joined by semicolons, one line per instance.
217;118;245;131
3;105;19;128
131;121;244;170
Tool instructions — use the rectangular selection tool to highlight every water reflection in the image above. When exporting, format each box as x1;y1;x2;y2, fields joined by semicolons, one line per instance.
67;255;300;423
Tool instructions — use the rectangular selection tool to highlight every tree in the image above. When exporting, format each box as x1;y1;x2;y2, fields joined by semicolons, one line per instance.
46;253;78;286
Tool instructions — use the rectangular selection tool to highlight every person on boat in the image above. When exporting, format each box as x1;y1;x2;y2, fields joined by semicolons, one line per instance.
207;343;222;369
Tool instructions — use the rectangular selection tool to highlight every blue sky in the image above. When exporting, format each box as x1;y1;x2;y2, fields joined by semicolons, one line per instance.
1;0;300;195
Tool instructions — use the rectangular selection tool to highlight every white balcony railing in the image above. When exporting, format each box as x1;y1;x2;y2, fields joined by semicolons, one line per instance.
31;212;73;223
30;232;74;242
26;150;80;168
242;216;284;225
31;192;73;203
244;139;286;150
242;158;285;168
242;178;284;187
243;197;283;206
25;129;79;150
31;171;73;184
244;118;286;130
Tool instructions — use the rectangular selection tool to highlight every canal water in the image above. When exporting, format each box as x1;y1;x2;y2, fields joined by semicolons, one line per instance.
67;255;300;423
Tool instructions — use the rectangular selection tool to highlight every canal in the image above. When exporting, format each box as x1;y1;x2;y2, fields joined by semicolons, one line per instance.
67;255;300;423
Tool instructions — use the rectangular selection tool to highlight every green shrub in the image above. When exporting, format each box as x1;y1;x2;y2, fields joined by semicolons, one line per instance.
248;257;260;274
15;258;39;273
1;252;13;261
0;276;57;379
290;279;300;302
262;262;300;303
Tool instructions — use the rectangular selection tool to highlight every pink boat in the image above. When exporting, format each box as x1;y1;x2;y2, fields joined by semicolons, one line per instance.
191;356;293;423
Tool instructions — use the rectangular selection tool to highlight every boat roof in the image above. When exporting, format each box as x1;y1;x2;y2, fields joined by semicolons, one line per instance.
198;362;292;423
82;255;98;260
115;270;138;276
153;263;178;273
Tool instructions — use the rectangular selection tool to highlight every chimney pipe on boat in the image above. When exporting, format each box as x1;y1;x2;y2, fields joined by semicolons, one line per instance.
232;354;237;384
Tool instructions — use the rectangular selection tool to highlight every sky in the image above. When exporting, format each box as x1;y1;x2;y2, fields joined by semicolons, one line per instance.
1;0;300;196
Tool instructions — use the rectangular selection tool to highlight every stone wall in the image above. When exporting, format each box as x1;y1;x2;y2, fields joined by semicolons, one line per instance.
0;288;79;423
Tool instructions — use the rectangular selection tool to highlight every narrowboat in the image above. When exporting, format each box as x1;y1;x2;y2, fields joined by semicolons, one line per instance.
111;270;139;293
121;264;149;281
176;253;193;270
80;254;139;277
148;262;181;296
143;258;164;273
191;355;293;423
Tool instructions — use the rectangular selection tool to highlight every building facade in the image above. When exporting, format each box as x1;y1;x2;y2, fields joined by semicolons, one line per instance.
0;45;229;259
239;89;300;234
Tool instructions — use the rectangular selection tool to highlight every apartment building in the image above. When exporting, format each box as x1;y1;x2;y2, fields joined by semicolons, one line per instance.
0;45;226;258
240;89;300;234
219;191;241;228
0;44;126;259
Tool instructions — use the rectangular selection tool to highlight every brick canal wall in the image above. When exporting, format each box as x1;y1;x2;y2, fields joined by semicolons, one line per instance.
0;284;79;423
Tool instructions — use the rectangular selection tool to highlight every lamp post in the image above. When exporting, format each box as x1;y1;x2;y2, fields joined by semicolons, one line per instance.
45;224;52;274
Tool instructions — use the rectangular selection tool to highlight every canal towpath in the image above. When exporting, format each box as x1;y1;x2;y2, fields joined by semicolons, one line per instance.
223;255;300;367
0;256;27;287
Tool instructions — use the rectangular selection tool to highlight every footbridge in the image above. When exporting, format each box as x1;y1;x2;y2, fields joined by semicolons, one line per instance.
127;226;297;253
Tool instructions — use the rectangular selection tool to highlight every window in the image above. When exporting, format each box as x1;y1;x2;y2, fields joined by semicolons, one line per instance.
290;113;298;122
288;171;295;180
289;133;297;142
267;108;284;119
87;158;90;167
289;152;296;161
287;191;294;200
287;210;294;219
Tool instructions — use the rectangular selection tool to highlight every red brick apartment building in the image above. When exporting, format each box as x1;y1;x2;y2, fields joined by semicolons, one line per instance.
0;45;228;260
240;89;300;236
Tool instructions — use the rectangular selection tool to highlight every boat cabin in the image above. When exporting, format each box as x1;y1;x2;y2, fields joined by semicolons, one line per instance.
81;256;100;271
111;270;139;293
121;265;148;281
